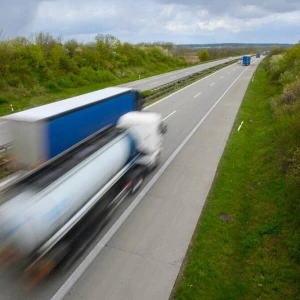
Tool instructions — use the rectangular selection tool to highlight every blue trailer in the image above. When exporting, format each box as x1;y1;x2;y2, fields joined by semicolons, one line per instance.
242;55;251;66
2;87;142;168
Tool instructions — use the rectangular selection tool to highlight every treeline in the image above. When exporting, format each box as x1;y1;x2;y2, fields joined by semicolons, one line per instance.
175;45;276;62
0;33;188;100
266;44;300;191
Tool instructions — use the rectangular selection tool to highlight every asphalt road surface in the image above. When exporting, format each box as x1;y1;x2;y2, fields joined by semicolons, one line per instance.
0;57;261;300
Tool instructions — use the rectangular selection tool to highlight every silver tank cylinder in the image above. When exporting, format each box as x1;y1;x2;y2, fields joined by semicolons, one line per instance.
0;132;135;256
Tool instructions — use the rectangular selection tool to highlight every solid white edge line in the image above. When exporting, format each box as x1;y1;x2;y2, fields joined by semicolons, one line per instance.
163;110;176;121
51;61;252;300
144;62;236;110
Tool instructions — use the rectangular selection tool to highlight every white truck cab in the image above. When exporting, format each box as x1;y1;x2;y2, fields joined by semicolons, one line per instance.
117;111;167;169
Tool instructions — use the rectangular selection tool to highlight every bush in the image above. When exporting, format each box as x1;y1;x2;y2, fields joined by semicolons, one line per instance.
56;75;75;88
268;54;284;81
46;81;62;92
94;70;115;82
279;79;300;104
80;66;96;83
271;70;300;190
71;75;89;87
198;49;210;62
6;75;22;87
286;147;300;188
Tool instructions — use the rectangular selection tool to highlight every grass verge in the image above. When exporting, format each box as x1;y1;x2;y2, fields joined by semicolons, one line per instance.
0;67;184;117
172;61;299;299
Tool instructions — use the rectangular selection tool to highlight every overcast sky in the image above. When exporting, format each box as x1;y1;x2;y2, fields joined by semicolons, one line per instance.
1;0;299;44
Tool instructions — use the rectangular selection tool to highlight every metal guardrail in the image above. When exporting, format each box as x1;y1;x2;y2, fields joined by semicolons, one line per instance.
0;142;13;169
0;142;13;155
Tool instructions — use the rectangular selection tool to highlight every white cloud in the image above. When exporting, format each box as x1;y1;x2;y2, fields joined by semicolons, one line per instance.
0;0;299;43
197;19;240;32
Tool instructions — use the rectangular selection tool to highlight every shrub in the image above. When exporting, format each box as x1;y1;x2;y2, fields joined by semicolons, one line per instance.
80;66;96;83
279;79;300;104
6;75;22;87
94;70;115;82
285;147;300;188
71;75;89;86
31;85;46;96
46;81;62;92
56;75;75;88
268;54;284;81
272;75;300;190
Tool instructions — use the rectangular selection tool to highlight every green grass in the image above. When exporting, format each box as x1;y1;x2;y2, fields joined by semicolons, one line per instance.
0;66;186;117
172;61;300;299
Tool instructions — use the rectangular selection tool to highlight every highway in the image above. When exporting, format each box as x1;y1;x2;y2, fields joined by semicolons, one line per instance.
0;57;261;300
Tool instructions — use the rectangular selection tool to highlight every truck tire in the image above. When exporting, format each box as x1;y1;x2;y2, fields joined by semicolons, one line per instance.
148;152;161;172
131;175;143;194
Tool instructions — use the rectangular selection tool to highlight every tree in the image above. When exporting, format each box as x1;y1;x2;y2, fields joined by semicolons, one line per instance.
198;49;210;62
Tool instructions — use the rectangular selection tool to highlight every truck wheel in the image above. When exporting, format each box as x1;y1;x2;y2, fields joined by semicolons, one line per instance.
148;152;161;172
131;175;143;194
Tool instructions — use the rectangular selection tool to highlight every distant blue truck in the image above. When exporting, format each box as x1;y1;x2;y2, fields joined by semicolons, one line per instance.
2;87;142;168
242;55;251;66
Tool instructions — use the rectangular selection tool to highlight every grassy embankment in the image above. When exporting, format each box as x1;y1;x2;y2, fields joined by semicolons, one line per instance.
0;66;182;117
173;59;299;299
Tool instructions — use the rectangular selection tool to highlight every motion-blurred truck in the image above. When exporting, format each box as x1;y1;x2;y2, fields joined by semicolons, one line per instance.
0;87;167;286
